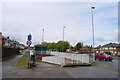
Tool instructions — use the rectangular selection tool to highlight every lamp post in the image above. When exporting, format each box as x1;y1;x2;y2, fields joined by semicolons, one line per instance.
91;6;95;63
41;29;44;54
63;26;65;52
42;29;44;43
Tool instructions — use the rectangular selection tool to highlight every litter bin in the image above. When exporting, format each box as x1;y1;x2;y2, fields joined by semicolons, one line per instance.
28;51;36;68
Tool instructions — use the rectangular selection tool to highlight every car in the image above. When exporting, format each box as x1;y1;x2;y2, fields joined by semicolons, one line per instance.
94;53;113;61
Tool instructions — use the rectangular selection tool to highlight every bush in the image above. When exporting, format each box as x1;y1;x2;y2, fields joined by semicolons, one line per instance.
104;51;111;55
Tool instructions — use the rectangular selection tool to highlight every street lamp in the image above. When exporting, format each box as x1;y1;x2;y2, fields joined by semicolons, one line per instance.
63;26;65;52
42;29;44;44
91;6;95;63
41;29;44;54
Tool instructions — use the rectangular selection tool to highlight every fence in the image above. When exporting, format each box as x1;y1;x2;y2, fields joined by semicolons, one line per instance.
34;51;51;55
2;47;20;59
42;52;89;65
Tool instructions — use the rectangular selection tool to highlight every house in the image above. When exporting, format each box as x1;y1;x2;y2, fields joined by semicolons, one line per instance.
79;45;92;54
0;32;26;49
94;43;120;55
0;34;11;47
0;32;2;44
66;45;92;54
94;45;101;53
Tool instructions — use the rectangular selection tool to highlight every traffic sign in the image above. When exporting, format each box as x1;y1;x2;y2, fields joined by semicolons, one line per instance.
28;34;32;40
26;40;32;46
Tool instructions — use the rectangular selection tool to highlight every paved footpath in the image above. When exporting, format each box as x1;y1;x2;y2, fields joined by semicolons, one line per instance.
2;54;119;78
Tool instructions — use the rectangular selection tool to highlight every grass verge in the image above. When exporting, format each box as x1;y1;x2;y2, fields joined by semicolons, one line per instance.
13;55;28;66
113;57;120;59
90;62;98;66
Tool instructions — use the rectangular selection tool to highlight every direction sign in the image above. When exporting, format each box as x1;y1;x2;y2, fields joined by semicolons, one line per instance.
28;34;32;40
26;40;32;46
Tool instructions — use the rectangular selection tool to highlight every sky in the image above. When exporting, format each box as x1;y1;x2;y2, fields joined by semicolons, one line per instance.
0;0;119;47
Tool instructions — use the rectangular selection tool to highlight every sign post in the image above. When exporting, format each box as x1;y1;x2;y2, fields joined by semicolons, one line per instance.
27;34;32;68
26;40;32;46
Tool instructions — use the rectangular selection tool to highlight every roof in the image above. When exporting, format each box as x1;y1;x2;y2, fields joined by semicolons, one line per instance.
95;43;120;48
102;43;120;48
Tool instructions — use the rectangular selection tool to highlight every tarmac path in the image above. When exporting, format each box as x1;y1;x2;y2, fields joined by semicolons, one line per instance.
2;53;119;78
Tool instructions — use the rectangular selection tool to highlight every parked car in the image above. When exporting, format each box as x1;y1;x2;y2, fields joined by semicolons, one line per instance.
89;53;94;56
95;53;113;61
115;52;120;57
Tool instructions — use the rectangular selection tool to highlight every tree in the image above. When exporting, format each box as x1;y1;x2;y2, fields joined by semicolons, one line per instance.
56;41;70;52
48;42;56;50
34;44;42;47
34;41;70;52
75;42;83;51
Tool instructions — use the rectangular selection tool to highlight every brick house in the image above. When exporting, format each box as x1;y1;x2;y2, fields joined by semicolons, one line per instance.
66;45;92;54
79;45;92;54
0;32;25;49
94;43;120;55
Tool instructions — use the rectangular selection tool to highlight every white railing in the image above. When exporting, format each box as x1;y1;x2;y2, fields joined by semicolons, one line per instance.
42;52;89;65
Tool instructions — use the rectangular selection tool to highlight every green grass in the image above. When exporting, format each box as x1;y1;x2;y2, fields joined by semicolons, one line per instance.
14;55;28;66
113;57;120;59
90;62;98;66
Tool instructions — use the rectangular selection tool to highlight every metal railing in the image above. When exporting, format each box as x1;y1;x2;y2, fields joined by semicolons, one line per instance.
34;51;51;55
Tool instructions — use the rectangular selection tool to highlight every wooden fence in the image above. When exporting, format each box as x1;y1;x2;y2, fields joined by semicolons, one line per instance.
2;47;20;59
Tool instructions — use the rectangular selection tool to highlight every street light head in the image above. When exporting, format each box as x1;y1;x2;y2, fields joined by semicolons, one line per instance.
92;6;95;9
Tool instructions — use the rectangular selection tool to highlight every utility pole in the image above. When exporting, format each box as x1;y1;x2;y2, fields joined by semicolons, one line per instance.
63;26;65;52
41;29;44;54
91;6;95;63
42;29;44;43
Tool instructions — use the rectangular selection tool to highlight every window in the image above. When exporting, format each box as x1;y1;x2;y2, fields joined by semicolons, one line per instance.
105;47;108;50
109;47;113;49
114;47;116;49
110;51;113;53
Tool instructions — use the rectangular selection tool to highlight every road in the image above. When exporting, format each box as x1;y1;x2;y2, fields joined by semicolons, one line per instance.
2;54;119;78
90;58;119;67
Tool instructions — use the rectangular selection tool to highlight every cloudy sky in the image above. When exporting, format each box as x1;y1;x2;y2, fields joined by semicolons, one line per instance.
0;0;119;47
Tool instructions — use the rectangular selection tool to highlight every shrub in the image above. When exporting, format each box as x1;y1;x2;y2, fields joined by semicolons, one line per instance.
104;51;111;55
